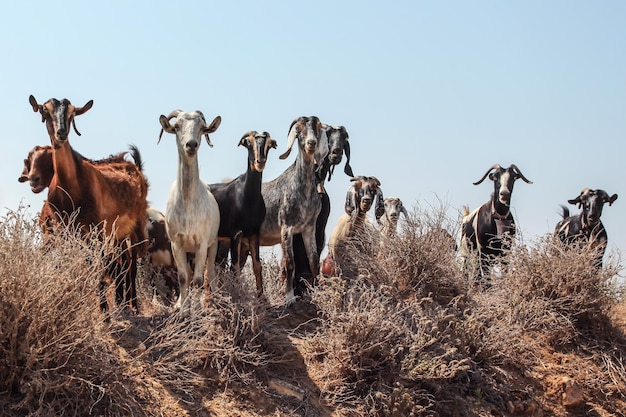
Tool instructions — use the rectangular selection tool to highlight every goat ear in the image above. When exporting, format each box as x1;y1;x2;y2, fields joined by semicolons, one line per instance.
157;115;175;144
270;139;278;149
205;115;222;134
608;194;618;206
18;159;29;182
374;187;385;222
567;197;581;207
29;95;41;113
401;204;409;218
279;122;298;160
74;100;94;116
239;132;252;148
203;116;221;147
345;186;357;216
343;140;354;177
315;128;330;164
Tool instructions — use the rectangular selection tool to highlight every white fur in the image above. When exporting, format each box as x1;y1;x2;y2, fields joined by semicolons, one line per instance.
161;111;221;316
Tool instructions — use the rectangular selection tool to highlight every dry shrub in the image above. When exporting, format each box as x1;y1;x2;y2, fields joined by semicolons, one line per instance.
461;234;626;413
141;272;273;399
0;206;147;416
305;276;471;416
500;235;620;344
348;201;464;304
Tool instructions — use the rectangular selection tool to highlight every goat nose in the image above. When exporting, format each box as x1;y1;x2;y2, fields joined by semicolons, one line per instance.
57;127;66;137
186;141;198;151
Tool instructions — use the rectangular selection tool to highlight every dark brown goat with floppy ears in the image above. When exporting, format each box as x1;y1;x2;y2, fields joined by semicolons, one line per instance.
29;95;149;314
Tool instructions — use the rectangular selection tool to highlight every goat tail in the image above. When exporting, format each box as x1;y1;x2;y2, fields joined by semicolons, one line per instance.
128;144;144;172
558;205;570;220
462;205;470;217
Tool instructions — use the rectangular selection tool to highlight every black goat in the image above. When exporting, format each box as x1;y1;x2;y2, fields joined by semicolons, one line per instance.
460;164;532;282
292;124;353;295
210;131;277;296
554;188;618;268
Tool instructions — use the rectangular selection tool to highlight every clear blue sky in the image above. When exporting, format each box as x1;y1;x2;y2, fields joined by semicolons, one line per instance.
2;1;625;264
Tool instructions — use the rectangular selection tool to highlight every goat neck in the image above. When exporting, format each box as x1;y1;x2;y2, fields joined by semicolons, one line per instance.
176;150;202;201
490;193;510;220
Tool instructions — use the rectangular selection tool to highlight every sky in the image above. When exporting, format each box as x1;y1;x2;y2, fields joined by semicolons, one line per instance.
2;1;625;271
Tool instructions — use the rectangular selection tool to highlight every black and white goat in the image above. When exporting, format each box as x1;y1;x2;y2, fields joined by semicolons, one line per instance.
210;131;277;297
327;176;384;276
460;164;532;281
292;124;353;294
554;188;617;268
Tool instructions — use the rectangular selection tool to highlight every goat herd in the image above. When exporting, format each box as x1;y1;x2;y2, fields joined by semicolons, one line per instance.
18;95;618;318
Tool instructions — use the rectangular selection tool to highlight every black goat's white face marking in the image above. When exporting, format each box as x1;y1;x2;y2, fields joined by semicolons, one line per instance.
496;170;514;205
575;189;615;227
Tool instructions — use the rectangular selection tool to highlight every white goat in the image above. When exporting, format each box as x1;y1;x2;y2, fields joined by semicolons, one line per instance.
378;197;408;237
158;110;221;315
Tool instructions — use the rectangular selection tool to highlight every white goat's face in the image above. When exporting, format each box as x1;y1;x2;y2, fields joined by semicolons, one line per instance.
383;198;404;222
175;112;206;157
159;110;221;157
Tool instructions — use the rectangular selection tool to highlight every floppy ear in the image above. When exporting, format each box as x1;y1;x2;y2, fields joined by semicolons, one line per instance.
345;180;361;216
374;187;385;222
18;158;30;183
608;193;618;206
400;202;408;218
315;128;330;164
279;119;299;160
343;139;353;177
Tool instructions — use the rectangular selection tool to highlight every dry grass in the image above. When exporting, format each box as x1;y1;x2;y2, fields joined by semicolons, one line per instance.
1;203;625;416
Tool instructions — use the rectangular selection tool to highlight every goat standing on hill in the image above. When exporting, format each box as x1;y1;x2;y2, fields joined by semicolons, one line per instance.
158;110;221;316
18;146;179;303
210;131;277;297
292;124;353;294
378;197;408;238
250;116;328;303
460;163;532;283
327;176;384;276
29;95;149;314
554;188;618;268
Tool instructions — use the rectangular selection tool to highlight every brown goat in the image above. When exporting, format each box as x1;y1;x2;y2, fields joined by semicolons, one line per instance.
29;95;149;314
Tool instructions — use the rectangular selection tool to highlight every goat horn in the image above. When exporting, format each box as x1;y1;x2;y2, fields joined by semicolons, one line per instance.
509;164;533;184
473;164;502;185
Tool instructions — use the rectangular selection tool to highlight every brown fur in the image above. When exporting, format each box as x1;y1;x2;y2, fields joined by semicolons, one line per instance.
29;95;148;313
